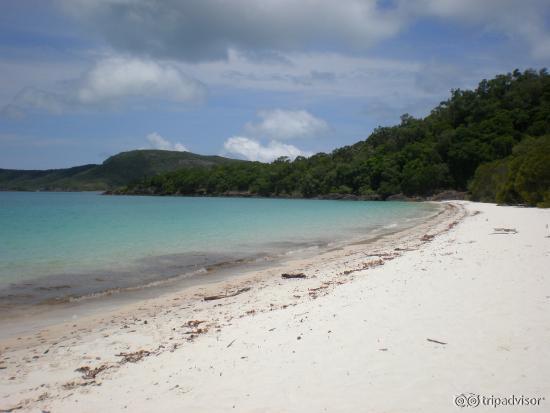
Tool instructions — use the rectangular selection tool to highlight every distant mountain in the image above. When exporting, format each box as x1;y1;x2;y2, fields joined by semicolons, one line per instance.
0;150;242;191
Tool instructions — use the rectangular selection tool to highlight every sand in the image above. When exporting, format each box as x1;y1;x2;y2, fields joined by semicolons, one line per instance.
1;201;549;412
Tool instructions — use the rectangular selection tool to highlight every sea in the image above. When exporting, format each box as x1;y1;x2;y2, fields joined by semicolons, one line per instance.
0;192;440;315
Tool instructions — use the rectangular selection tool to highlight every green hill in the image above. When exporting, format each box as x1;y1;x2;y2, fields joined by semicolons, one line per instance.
119;69;550;207
0;150;241;191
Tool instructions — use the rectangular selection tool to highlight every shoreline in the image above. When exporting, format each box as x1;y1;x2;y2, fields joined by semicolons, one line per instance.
0;202;453;345
0;201;462;410
2;201;548;412
0;201;442;337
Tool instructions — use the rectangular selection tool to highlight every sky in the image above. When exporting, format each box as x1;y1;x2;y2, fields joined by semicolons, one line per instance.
0;0;549;169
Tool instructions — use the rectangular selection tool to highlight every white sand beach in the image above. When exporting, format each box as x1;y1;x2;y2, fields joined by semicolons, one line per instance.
1;201;549;412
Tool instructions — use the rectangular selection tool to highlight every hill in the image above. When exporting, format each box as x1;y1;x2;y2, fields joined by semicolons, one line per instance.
118;69;550;206
0;150;242;191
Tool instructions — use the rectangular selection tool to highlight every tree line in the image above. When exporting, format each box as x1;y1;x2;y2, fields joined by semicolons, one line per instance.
117;69;550;207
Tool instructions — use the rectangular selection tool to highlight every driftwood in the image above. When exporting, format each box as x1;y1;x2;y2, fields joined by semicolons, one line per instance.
281;273;307;279
203;287;251;301
426;338;447;345
491;227;518;234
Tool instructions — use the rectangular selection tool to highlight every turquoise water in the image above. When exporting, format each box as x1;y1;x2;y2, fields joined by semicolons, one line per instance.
0;192;438;306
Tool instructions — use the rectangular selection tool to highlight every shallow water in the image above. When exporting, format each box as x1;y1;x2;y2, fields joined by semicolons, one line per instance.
0;192;439;309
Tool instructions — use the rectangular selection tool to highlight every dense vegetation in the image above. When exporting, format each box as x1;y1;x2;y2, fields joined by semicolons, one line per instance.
469;136;550;207
119;69;550;206
0;150;241;191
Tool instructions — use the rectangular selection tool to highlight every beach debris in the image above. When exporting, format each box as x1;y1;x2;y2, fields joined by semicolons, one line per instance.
448;220;459;229
426;338;447;345
184;326;209;341
226;339;236;348
116;350;151;364
420;234;435;241
281;273;307;279
365;258;384;268
75;364;111;379
184;320;206;328
342;258;385;275
309;284;329;293
63;379;98;390
203;287;251;301
491;228;518;234
308;283;331;298
184;327;208;335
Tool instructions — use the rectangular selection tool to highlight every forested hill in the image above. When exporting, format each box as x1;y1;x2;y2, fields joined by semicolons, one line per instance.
118;69;550;207
0;150;242;191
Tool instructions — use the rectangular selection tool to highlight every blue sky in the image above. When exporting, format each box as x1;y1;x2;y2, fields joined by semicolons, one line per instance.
1;0;549;169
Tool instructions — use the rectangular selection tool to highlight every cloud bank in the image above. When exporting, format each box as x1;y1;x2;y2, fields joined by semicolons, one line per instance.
146;132;188;152
78;57;205;104
3;56;205;116
58;0;550;61
222;109;326;162
245;109;328;140
223;137;307;162
58;0;401;61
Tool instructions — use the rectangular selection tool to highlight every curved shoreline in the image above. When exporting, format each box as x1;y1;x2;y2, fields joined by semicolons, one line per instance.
0;195;439;311
0;202;462;346
0;201;466;411
0;201;442;330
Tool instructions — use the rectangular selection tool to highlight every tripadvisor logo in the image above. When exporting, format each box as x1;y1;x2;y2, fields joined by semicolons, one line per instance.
454;393;545;408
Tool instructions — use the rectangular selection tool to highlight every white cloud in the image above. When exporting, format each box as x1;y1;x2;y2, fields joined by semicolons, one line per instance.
245;109;328;140
2;56;205;117
146;132;188;152
223;136;308;162
77;56;206;104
